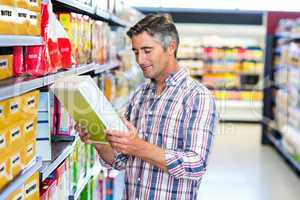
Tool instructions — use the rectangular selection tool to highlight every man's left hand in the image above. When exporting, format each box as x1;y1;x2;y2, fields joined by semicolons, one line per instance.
106;119;145;156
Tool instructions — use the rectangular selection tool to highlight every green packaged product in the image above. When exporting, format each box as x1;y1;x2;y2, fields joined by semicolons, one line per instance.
50;75;128;144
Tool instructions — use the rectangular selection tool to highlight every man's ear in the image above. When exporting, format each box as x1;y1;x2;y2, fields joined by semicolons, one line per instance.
168;40;177;56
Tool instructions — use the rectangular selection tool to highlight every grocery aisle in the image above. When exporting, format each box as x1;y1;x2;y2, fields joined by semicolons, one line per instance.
199;123;300;200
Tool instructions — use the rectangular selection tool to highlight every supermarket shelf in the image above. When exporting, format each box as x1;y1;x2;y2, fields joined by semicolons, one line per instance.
110;15;131;27
69;162;102;200
0;157;42;199
266;132;300;174
0;61;120;101
93;61;120;74
53;0;95;16
216;99;262;121
0;35;43;47
275;32;300;40
53;0;130;27
39;139;78;181
0;76;44;101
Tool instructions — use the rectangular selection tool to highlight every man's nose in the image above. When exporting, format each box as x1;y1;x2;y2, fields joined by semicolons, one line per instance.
137;53;145;65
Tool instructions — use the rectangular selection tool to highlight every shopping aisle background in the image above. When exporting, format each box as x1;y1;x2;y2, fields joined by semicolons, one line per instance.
199;123;300;200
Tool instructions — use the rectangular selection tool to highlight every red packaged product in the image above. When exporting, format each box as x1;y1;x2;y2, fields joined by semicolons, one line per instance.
41;2;49;40
13;46;25;76
25;45;48;77
57;38;72;69
47;38;60;73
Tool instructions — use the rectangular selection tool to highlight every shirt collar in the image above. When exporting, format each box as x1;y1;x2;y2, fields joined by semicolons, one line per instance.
165;68;187;87
148;68;187;89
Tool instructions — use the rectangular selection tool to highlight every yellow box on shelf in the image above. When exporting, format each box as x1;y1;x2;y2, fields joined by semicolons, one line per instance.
0;122;11;159
0;155;12;191
22;90;40;115
0;5;16;35
7;96;23;121
0;55;13;81
24;172;39;200
21;138;36;166
23;116;37;143
7;186;24;200
10;147;24;178
0;99;8;124
8;119;24;149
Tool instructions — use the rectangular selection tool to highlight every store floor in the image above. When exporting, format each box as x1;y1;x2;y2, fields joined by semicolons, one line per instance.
198;123;300;200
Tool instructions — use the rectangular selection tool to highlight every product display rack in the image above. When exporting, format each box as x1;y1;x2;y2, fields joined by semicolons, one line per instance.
262;11;300;176
53;0;131;27
69;162;102;200
39;139;78;181
0;35;43;47
0;0;142;198
0;61;120;101
0;157;43;199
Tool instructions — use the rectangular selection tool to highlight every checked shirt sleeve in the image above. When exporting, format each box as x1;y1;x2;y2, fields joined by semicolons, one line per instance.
165;92;217;181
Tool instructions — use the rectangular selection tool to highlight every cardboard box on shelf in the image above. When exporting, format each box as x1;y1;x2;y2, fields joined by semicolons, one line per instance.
24;172;39;200
23;116;37;143
6;186;24;200
0;5;16;35
0;122;11;159
0;155;12;191
10;149;23;178
0;54;13;81
8;96;23;121
8;119;24;149
21;139;36;166
0;98;8;121
22;90;40;115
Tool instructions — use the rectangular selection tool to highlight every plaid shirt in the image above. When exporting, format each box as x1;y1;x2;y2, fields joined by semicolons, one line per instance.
106;68;217;200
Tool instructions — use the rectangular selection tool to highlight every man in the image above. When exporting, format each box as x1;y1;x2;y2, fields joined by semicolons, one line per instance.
77;14;217;200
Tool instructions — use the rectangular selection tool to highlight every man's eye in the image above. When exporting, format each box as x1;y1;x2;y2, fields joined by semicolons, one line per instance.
144;50;151;54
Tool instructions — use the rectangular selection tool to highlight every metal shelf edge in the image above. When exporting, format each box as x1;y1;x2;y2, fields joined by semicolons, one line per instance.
0;35;43;47
266;132;300;173
39;140;77;181
0;157;42;199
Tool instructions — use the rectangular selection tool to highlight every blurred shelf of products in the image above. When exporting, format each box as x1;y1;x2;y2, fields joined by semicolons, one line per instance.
0;0;144;199
176;24;265;122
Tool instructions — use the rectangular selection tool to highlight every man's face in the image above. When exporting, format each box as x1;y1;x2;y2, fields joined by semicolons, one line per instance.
131;32;169;80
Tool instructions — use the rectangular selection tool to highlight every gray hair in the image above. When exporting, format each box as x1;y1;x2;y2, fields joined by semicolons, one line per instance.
127;14;180;57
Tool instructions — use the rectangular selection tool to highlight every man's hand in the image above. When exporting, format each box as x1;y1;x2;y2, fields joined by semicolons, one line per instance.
106;119;145;156
75;123;92;144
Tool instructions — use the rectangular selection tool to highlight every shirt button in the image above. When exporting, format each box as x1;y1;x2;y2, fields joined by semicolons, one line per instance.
149;111;153;115
138;178;141;182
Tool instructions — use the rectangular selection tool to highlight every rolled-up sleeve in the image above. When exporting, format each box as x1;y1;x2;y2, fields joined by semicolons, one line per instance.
165;92;217;181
